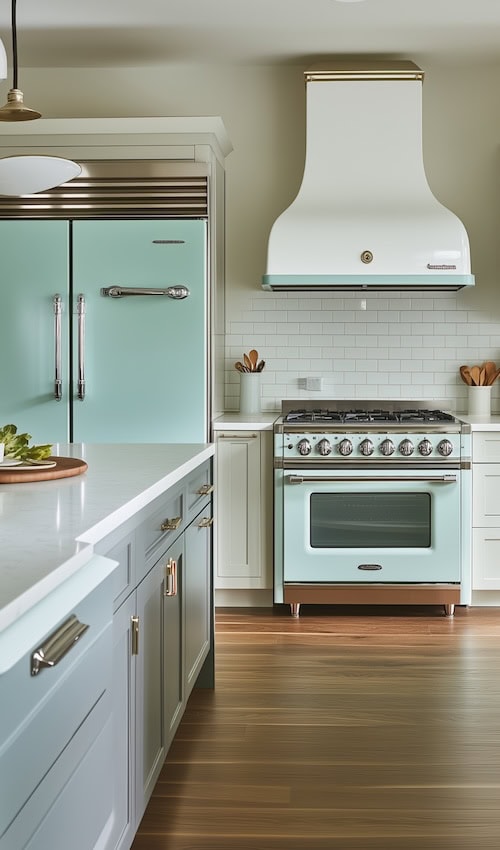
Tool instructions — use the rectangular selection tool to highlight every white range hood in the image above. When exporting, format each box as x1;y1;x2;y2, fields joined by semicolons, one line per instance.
263;62;474;292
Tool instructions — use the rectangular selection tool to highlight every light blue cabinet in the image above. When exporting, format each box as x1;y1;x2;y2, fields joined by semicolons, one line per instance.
0;219;208;444
104;458;214;848
0;456;214;850
0;556;117;850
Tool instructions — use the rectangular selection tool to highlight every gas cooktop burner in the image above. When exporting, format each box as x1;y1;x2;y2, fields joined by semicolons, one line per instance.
283;407;456;424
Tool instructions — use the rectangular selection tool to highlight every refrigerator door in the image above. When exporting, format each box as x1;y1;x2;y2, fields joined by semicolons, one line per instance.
0;220;70;443
71;219;207;443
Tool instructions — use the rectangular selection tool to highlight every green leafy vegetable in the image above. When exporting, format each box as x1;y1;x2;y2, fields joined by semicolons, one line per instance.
0;424;52;461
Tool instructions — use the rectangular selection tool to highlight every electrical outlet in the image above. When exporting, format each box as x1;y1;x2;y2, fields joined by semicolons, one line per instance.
305;377;323;391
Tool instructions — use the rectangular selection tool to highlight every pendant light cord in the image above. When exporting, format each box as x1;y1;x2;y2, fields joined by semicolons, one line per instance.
11;0;18;89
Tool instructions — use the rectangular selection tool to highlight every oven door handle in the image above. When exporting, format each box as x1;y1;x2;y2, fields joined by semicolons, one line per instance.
287;474;458;484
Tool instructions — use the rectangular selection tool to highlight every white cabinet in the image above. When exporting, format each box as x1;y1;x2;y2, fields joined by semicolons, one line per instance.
472;432;500;590
215;430;272;590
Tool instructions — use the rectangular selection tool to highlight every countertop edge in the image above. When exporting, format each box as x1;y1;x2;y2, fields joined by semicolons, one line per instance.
213;413;278;431
0;444;214;633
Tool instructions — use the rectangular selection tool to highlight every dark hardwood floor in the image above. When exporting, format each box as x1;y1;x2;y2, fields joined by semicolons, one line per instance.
132;605;500;849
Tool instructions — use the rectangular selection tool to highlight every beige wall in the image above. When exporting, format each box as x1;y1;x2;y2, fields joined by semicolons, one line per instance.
11;59;500;409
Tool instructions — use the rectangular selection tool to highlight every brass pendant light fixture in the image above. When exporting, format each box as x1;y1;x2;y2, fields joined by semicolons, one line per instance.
0;0;41;120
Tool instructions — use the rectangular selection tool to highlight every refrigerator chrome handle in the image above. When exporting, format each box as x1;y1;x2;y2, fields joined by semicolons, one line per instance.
77;294;86;400
53;294;62;401
100;285;190;299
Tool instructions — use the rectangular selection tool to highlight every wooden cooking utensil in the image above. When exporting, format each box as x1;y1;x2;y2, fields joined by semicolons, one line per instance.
249;349;258;371
235;361;248;372
469;365;481;386
483;360;497;385
489;367;500;385
479;366;486;386
256;359;265;372
243;352;252;371
459;365;473;386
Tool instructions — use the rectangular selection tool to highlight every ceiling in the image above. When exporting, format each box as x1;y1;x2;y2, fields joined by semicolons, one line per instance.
0;0;499;68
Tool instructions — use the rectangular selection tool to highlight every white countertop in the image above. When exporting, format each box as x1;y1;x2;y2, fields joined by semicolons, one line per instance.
213;412;278;431
0;442;214;632
457;414;500;430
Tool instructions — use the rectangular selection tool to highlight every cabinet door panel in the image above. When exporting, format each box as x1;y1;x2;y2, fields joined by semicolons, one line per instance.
215;432;272;589
135;558;166;820
185;506;212;697
0;220;69;444
163;538;185;748
216;433;261;583
111;595;136;850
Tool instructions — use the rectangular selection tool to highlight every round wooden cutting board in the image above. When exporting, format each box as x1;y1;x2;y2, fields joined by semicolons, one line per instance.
0;457;88;484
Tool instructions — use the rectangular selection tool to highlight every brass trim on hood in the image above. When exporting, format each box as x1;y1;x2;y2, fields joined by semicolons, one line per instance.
305;60;424;83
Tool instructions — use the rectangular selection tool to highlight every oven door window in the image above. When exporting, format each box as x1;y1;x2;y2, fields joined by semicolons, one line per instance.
310;492;431;548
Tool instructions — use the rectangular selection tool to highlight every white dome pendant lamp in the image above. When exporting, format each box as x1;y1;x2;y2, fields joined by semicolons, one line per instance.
0;0;81;195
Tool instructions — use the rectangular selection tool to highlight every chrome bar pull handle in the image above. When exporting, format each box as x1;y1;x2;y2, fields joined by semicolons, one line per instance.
31;615;89;676
77;293;86;400
100;285;190;300
287;474;457;484
53;294;62;400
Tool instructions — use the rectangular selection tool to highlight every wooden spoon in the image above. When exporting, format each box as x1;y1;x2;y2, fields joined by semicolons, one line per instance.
256;359;265;372
469;365;481;386
459;365;473;386
479;366;486;386
243;353;252;371
488;367;500;385
234;361;249;372
248;349;259;371
483;360;497;385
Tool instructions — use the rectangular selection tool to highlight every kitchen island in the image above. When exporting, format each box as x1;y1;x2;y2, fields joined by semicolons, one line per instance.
0;442;214;850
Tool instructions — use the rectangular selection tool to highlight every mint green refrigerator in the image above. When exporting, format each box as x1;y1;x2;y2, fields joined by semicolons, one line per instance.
0;219;208;444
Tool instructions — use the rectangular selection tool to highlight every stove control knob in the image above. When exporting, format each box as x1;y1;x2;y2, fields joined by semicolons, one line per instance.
317;438;332;456
379;438;395;456
399;438;414;456
338;438;353;456
297;438;312;456
437;439;453;457
418;439;433;457
359;438;374;457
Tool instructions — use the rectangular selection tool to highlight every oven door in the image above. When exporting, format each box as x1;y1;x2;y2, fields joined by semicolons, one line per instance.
282;467;461;582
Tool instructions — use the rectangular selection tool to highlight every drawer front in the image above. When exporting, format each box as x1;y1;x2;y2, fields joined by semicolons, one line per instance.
108;533;135;612
1;697;113;850
472;529;500;590
185;459;213;523
95;525;136;612
472;466;500;526
141;484;185;562
473;432;500;463
0;577;113;838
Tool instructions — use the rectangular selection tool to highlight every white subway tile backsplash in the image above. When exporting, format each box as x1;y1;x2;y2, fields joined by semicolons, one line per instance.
224;291;500;412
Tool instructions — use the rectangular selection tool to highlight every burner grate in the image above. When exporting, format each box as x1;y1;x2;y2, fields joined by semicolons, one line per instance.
283;407;456;425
